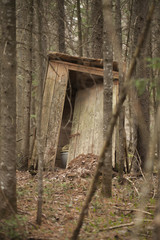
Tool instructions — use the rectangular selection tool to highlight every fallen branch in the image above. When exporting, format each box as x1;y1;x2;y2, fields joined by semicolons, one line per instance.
113;206;152;216
70;2;155;240
100;222;134;231
124;177;140;195
135;148;146;181
100;219;153;232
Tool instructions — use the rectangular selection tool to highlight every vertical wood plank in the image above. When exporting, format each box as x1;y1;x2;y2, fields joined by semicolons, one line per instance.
68;84;104;163
67;91;82;164
31;63;59;167
44;63;68;170
41;63;58;141
92;84;103;155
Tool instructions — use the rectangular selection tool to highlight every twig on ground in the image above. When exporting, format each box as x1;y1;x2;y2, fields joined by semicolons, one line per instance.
135;149;146;181
17;208;32;215
100;219;153;232
147;205;156;209
113;206;152;215
124;177;140;195
100;222;134;231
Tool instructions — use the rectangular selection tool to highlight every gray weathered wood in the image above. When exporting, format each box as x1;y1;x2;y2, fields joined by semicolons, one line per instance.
68;84;104;163
43;63;68;169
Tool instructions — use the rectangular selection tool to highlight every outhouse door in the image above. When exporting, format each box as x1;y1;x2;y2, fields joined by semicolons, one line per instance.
41;62;69;170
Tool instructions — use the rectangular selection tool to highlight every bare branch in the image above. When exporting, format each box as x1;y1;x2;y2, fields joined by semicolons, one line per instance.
70;2;155;240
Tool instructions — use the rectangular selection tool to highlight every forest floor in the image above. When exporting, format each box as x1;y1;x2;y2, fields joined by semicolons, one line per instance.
0;154;158;240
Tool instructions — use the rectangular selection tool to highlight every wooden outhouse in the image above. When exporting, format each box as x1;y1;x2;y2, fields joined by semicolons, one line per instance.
41;52;119;170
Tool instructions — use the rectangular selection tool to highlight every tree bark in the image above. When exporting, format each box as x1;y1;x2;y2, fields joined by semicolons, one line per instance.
83;0;89;57
132;0;150;172
115;0;125;182
77;0;83;56
19;0;33;171
102;0;113;197
0;1;2;156
153;2;160;238
57;0;65;53
16;0;25;157
91;0;103;58
0;0;17;217
153;109;160;240
36;0;44;225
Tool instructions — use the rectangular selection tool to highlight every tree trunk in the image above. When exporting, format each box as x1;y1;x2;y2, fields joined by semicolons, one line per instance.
0;0;17;217
132;0;150;172
77;0;83;56
36;0;44;225
16;0;25;157
57;0;65;53
0;1;2;156
153;2;160;238
153;107;160;240
19;0;33;171
115;0;125;182
91;0;103;58
83;0;89;57
102;0;113;198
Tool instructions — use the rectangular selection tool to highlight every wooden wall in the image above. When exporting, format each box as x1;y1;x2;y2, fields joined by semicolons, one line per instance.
40;59;119;170
68;84;103;163
67;81;119;165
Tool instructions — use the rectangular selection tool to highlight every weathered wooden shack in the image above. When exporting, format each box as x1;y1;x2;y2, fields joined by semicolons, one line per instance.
40;52;119;170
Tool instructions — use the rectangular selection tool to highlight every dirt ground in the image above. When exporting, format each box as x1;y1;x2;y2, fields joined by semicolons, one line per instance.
0;154;157;239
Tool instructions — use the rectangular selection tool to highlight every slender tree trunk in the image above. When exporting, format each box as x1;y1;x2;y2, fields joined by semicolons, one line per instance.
115;0;125;182
57;0;65;53
77;0;83;56
126;0;136;158
153;108;160;240
153;2;160;238
0;0;17;217
0;1;2;155
16;0;25;157
132;0;150;172
36;0;44;225
91;0;103;58
84;0;89;57
102;0;113;198
19;0;33;171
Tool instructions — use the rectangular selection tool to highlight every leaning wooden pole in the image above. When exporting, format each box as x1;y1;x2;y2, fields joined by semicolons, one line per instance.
70;2;155;240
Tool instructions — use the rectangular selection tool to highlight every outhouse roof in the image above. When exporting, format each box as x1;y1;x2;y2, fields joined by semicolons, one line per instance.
48;52;118;72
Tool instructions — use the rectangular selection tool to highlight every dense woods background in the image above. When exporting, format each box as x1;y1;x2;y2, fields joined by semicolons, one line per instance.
1;0;160;239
